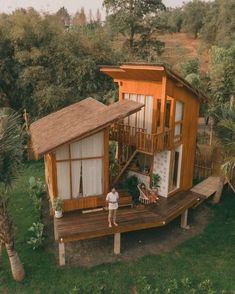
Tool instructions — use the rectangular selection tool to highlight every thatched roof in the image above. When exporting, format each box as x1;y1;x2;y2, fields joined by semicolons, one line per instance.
30;97;143;157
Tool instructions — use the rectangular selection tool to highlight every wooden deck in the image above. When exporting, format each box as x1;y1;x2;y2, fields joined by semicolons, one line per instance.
54;190;202;265
190;176;226;198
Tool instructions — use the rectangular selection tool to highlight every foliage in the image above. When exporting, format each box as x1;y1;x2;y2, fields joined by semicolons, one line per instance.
179;58;199;77
208;46;235;109
211;103;235;192
28;176;45;212
27;222;45;250
201;0;235;47
52;197;63;211
1;163;235;292
104;0;165;58
182;0;209;39
0;9;117;119
152;173;161;188
124;175;139;203
0;109;23;187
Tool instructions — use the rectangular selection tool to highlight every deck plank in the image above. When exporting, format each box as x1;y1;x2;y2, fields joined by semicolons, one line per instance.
55;190;200;242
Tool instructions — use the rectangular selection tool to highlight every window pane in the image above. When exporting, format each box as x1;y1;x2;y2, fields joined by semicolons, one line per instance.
175;101;184;121
145;95;153;133
82;159;103;196
71;161;82;198
70;140;82;159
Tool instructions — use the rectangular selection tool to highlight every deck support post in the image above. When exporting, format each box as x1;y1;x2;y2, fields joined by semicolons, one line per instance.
59;241;65;266
114;233;121;255
54;218;58;241
181;209;190;229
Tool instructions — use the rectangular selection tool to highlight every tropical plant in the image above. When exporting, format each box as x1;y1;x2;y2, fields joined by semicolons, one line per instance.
210;102;235;204
52;197;63;211
0;108;25;281
152;173;161;188
27;222;45;250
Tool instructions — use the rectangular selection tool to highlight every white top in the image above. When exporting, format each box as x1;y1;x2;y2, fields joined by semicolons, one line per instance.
106;192;119;210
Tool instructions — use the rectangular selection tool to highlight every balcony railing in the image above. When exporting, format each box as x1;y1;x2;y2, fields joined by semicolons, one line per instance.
110;123;174;154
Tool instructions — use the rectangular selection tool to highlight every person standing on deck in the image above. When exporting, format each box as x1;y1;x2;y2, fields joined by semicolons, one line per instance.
106;187;119;228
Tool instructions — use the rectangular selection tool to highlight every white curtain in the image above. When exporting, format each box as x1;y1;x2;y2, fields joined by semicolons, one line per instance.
56;162;70;200
175;101;184;121
129;94;137;127
145;95;153;133
123;93;129;124
82;159;103;196
71;161;81;198
55;144;69;160
82;132;104;157
137;95;145;129
70;140;82;158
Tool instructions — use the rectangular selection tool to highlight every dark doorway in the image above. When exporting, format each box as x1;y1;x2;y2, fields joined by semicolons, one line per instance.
173;151;180;187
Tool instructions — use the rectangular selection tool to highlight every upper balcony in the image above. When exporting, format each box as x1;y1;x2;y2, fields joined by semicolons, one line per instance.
110;123;174;154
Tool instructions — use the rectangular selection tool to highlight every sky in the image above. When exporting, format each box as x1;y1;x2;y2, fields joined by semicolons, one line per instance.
0;0;187;16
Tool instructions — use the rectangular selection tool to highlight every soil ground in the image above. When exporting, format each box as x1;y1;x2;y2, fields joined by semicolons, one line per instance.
48;204;212;267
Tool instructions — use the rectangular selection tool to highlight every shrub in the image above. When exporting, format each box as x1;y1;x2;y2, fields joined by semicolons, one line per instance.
124;175;139;203
27;222;45;250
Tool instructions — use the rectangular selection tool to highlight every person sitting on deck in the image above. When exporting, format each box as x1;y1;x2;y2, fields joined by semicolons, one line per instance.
139;183;159;203
106;187;119;228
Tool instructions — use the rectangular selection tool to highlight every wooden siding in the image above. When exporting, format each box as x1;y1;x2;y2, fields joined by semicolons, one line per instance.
166;78;200;191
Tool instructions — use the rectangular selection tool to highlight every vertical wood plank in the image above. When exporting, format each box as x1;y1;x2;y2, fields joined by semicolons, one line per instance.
114;233;121;255
59;242;65;266
54;218;58;241
160;75;167;133
181;209;190;229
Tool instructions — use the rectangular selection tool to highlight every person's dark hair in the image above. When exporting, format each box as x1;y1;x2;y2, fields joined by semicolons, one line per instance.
111;187;116;190
140;183;146;189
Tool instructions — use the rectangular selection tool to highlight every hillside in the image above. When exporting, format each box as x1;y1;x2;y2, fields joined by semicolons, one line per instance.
157;32;209;73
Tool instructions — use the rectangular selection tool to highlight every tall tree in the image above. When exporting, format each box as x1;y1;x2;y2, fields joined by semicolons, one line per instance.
0;109;25;281
73;8;87;25
182;0;208;38
56;6;70;26
103;0;165;52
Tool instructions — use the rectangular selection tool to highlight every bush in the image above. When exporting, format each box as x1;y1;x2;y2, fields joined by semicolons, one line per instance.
124;175;139;203
27;222;45;250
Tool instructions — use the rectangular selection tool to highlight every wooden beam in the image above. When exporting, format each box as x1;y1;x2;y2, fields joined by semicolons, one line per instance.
180;209;190;229
114;233;121;255
59;241;65;266
160;75;167;133
54;218;58;241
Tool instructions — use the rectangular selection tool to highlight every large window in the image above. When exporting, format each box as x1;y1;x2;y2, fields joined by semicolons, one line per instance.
123;93;153;133
174;101;184;142
55;132;104;200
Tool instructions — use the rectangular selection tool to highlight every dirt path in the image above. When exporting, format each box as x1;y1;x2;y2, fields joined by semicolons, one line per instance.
61;205;212;267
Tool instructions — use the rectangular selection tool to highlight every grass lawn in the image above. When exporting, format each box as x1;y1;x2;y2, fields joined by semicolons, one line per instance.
0;161;235;293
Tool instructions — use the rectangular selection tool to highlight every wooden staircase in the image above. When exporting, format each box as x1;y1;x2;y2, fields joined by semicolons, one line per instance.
112;150;138;185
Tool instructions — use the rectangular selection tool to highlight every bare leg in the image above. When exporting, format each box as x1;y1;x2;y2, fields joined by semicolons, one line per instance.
108;210;112;227
113;209;118;226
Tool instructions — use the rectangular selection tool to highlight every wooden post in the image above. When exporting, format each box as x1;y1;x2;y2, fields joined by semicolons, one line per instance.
114;233;121;255
59;241;65;266
181;209;190;229
54;218;58;241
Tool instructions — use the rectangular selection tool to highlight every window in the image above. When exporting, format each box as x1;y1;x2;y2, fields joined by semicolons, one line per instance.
55;132;104;200
174;101;184;142
123;93;153;133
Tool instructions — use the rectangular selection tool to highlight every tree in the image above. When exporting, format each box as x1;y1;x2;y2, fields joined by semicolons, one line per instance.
202;0;235;47
210;103;235;204
73;8;87;25
96;9;102;23
182;0;208;38
103;0;165;53
56;7;70;26
0;109;25;281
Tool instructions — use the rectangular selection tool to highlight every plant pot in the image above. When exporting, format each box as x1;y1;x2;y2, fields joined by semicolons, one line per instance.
55;210;63;218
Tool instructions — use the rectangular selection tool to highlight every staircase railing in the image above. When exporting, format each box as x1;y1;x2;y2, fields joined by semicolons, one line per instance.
110;123;174;154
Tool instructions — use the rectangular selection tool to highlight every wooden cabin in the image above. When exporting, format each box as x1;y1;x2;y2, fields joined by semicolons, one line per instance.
100;63;207;197
30;97;143;212
29;64;208;264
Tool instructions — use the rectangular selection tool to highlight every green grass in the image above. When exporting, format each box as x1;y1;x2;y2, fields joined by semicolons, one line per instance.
1;161;235;293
